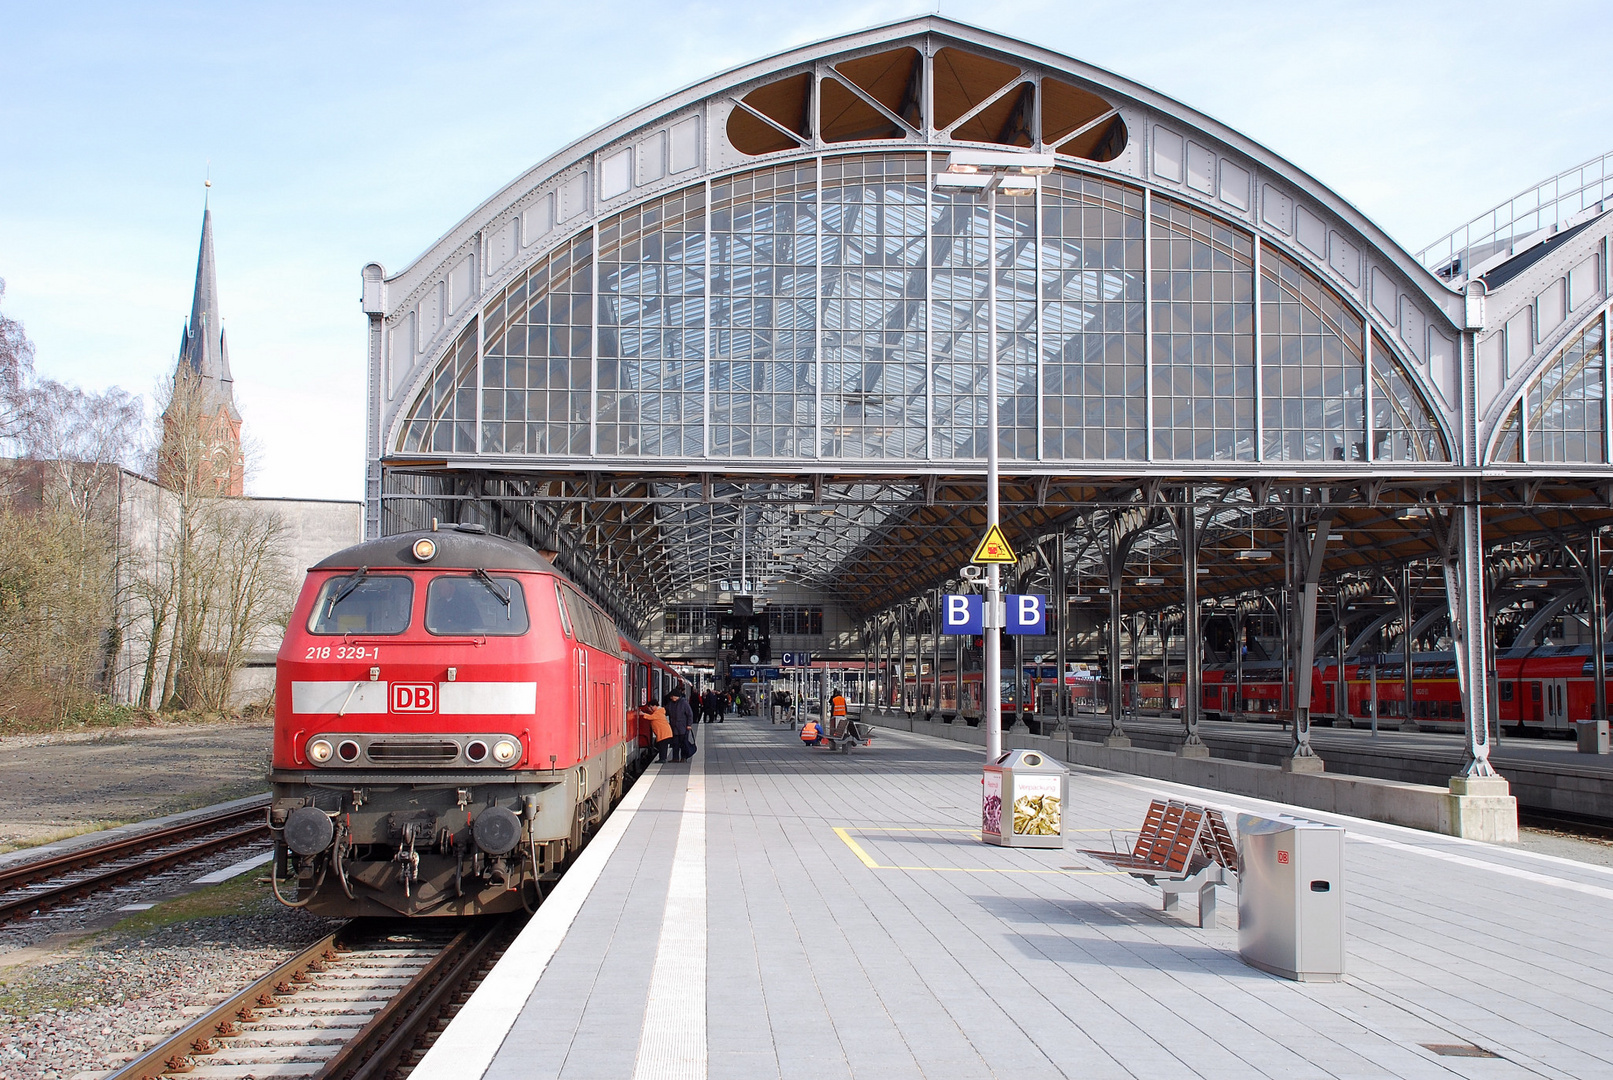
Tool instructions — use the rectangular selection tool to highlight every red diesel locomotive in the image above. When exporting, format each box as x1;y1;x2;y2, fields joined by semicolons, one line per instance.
268;524;675;917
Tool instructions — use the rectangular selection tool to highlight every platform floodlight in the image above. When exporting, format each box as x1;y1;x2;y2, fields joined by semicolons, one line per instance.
945;149;1055;175
934;171;991;189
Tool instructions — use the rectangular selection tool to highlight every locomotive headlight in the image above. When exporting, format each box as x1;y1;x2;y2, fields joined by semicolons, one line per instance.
492;738;520;765
412;537;437;562
307;738;334;764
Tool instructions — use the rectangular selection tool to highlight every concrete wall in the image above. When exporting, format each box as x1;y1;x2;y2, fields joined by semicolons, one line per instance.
864;710;1521;841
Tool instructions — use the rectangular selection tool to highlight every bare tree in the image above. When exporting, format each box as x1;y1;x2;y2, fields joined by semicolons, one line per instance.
0;278;36;452
138;369;292;711
0;285;144;721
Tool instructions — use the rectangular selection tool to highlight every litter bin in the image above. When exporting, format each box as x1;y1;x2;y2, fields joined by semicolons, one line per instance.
982;750;1067;848
1576;720;1611;755
1237;813;1345;981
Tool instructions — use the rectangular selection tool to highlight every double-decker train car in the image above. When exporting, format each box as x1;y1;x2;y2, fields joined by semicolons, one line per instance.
267;524;674;918
1200;646;1613;735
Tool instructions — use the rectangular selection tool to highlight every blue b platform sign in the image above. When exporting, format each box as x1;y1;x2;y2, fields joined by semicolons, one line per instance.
941;594;1046;635
942;594;984;633
1006;594;1046;635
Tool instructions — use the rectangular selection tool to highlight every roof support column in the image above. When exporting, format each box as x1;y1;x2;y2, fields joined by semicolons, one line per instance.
1399;563;1419;732
1446;477;1518;839
1590;530;1607;728
1054;532;1067;734
1105;513;1131;747
1286;494;1333;771
1177;486;1207;756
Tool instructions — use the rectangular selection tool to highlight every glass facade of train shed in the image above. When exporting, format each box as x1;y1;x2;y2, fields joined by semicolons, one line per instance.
364;17;1613;789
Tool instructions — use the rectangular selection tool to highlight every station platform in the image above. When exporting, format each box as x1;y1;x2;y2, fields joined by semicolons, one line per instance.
414;719;1613;1080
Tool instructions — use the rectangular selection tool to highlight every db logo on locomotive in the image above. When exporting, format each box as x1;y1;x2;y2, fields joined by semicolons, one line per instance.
391;683;437;713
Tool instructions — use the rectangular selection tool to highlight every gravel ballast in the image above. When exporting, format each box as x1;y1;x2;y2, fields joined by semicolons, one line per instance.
0;888;340;1080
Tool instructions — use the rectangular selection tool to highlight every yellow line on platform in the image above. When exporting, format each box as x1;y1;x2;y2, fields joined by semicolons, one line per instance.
834;827;881;868
832;827;1123;875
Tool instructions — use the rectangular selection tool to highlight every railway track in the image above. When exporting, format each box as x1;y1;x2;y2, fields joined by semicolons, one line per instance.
0;799;270;924
108;914;523;1080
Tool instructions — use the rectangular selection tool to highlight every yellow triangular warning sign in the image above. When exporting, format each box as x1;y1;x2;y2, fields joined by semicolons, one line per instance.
971;524;1017;564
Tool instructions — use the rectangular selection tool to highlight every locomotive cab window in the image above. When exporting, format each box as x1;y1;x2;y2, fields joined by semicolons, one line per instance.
308;573;414;635
425;574;530;635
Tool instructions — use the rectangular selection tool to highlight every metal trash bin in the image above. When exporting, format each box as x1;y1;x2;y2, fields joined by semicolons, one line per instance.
1576;720;1611;755
982;750;1067;848
1237;813;1345;981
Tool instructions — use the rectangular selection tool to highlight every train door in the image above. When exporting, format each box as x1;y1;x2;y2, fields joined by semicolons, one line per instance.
1544;678;1569;732
577;650;589;756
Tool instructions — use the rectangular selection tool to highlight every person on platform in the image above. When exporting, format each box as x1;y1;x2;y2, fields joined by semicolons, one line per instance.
800;717;825;746
645;702;673;763
666;688;696;761
829;686;848;737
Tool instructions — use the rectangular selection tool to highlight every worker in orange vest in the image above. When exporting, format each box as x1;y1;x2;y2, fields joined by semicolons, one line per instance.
800;718;825;746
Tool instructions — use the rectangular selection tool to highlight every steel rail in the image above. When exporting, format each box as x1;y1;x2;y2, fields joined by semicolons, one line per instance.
0;799;268;891
313;914;521;1080
107;925;353;1080
0;808;271;922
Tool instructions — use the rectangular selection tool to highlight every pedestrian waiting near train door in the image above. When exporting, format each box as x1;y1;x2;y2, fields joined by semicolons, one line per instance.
800;718;825;746
645;702;673;763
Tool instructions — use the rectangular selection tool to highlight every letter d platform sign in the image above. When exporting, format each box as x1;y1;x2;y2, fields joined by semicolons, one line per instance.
941;594;983;634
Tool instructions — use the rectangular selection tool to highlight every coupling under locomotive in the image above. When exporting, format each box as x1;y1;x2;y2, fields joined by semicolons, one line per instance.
267;524;650;917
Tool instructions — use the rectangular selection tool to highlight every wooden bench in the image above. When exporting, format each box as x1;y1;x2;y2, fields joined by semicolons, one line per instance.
1079;799;1239;928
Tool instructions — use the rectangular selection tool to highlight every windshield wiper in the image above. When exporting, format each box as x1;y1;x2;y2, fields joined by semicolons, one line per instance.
325;566;369;618
472;568;512;617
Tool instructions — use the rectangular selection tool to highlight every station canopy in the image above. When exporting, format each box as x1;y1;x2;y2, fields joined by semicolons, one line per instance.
365;17;1613;637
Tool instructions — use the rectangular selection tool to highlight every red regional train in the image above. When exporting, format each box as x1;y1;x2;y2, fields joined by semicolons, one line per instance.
267;524;677;917
896;667;1049;723
1200;647;1613;735
898;647;1613;737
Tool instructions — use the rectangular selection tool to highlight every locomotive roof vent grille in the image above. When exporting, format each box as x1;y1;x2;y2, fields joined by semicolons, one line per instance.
366;738;462;764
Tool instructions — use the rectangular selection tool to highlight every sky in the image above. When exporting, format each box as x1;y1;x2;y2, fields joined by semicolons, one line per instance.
2;0;1610;501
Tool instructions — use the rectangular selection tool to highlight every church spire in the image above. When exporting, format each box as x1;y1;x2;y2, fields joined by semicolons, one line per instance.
176;205;239;421
161;201;245;497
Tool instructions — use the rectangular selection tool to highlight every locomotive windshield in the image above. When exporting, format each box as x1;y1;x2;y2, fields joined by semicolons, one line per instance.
308;574;414;635
425;575;530;636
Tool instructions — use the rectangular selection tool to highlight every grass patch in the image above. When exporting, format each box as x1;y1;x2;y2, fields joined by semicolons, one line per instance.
108;867;272;937
0;821;130;856
0;972;104;1019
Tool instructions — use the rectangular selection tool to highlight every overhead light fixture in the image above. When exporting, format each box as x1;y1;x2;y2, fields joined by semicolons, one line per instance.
1136;576;1166;586
1234;549;1273;561
1515;579;1551;588
1396;506;1428;521
1196;567;1210;574
933;171;991;190
945;149;1055;176
1068;595;1093;604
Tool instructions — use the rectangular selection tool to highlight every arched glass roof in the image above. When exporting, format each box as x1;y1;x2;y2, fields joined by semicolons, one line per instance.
396;151;1449;468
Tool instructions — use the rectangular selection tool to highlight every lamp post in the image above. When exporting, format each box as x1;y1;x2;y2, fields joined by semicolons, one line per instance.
933;149;1054;764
